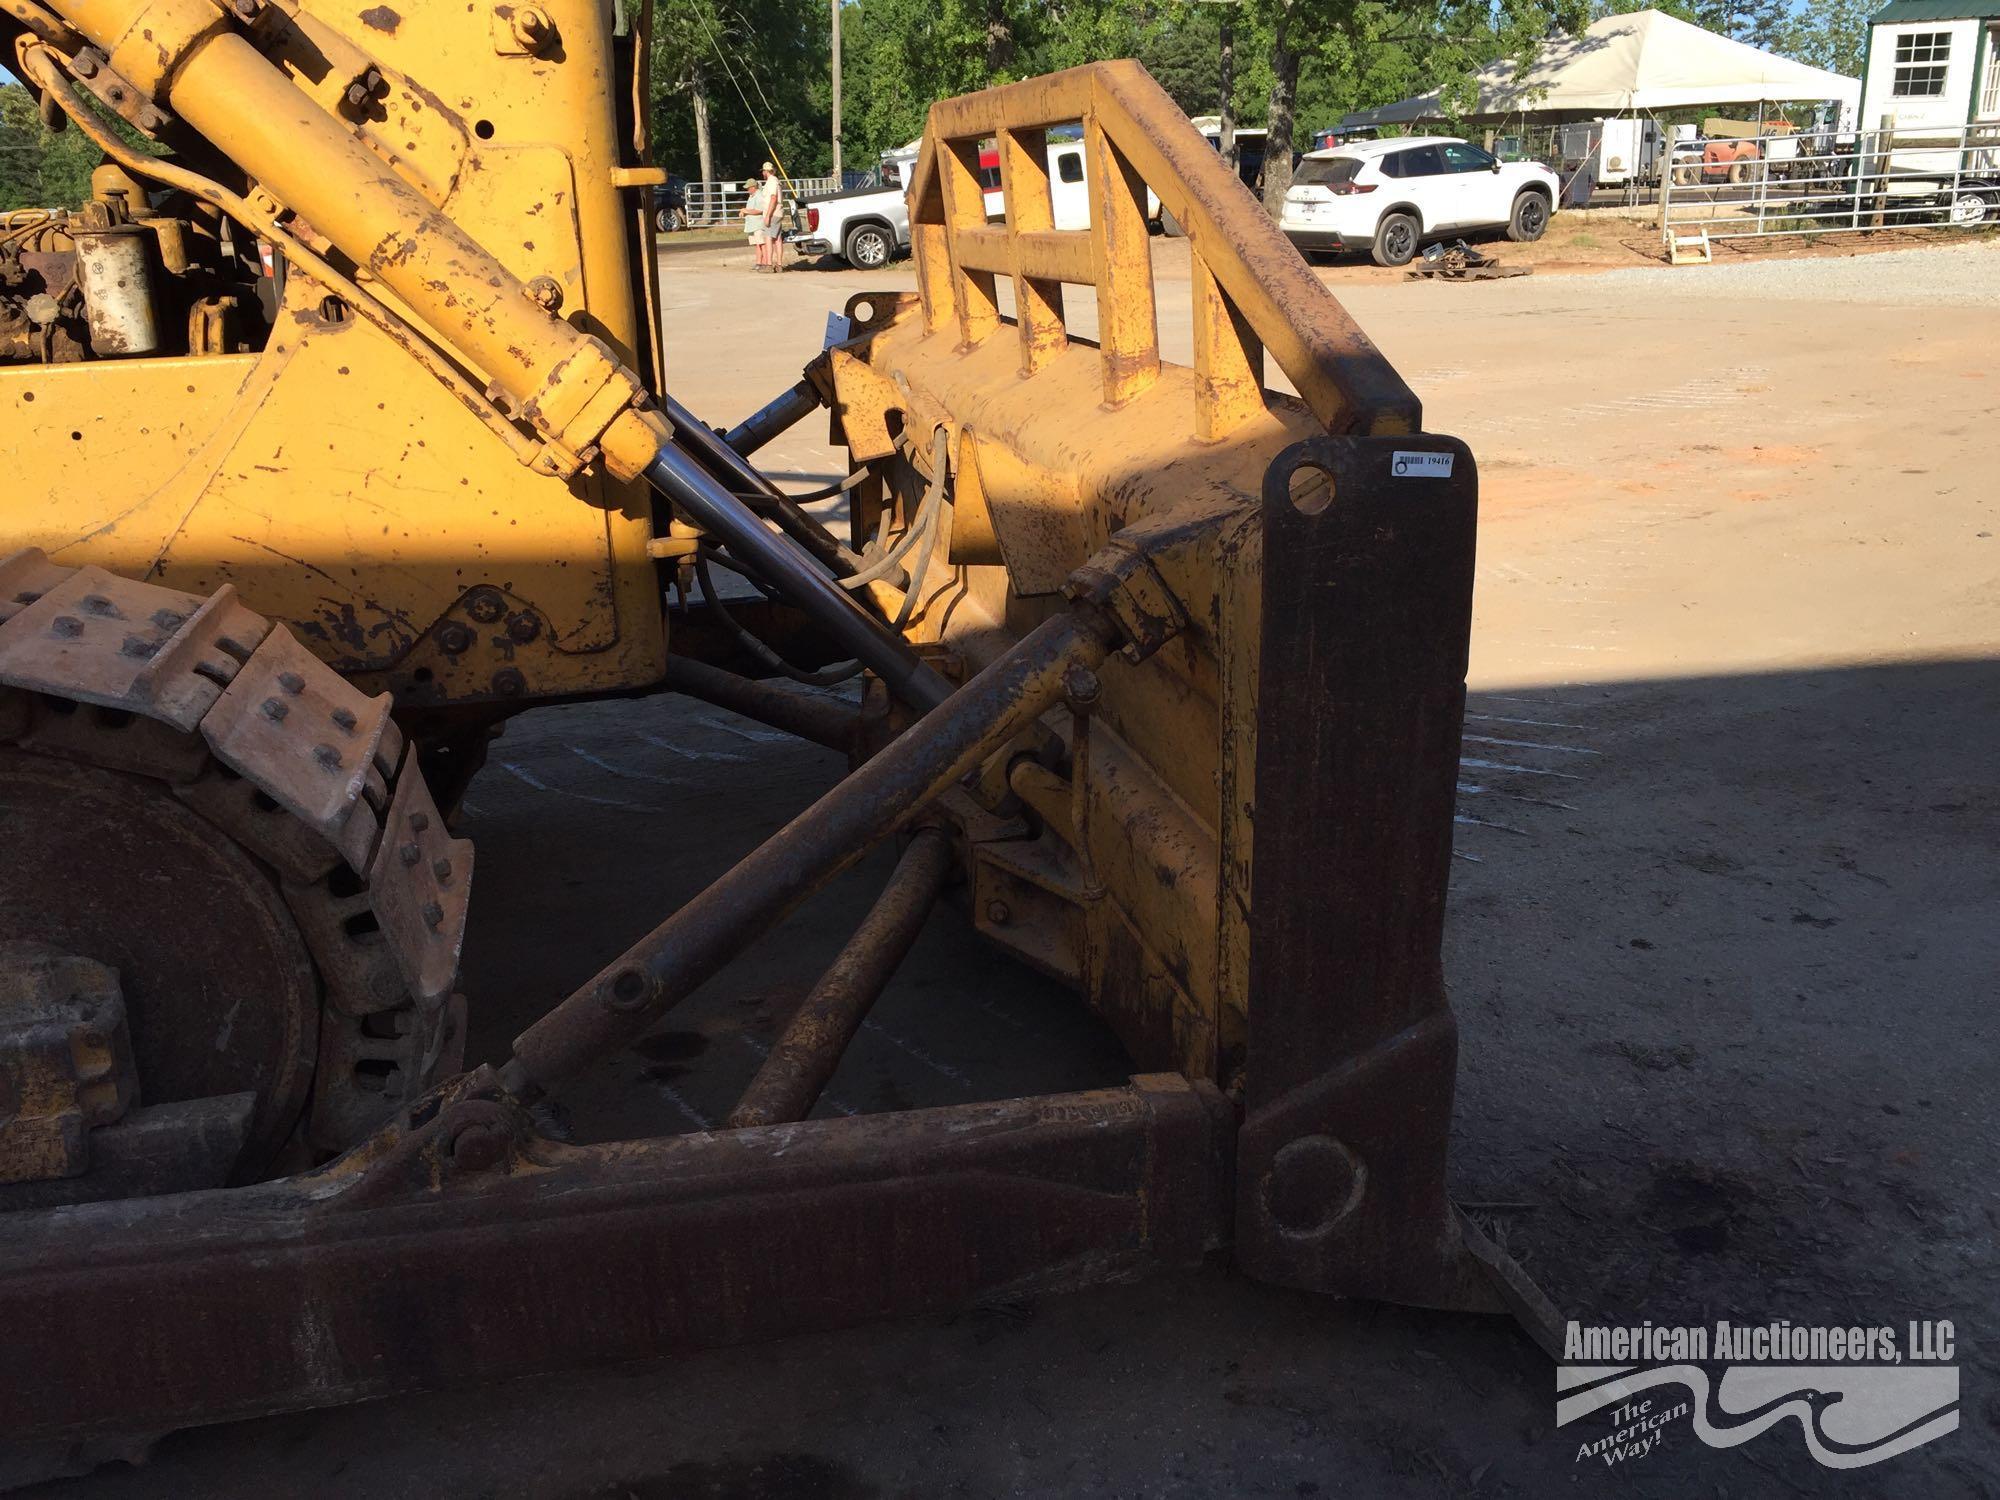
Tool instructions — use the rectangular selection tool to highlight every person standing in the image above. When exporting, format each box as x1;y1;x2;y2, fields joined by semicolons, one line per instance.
762;163;787;273
739;163;783;272
738;173;765;270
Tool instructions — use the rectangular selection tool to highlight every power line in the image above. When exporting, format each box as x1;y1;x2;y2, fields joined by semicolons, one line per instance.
689;2;801;195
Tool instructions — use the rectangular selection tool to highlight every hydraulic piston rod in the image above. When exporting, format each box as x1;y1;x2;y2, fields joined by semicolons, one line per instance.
501;604;1125;1096
660;394;892;588
724;379;822;458
35;22;665;475
645;446;954;713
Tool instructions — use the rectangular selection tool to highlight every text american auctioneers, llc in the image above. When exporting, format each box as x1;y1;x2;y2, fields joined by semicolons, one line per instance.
1558;1319;1959;1470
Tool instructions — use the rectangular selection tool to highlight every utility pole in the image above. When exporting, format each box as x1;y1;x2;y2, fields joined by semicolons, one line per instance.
1219;13;1236;172
830;0;843;180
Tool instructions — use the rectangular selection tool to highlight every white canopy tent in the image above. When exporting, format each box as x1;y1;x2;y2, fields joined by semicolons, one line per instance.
1340;9;1859;127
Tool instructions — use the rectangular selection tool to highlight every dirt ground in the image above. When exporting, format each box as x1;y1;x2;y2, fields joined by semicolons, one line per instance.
660;204;1996;282
1286;211;2000;281
33;234;2000;1498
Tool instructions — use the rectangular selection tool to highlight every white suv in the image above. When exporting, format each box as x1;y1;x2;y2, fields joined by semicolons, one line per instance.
1280;137;1559;266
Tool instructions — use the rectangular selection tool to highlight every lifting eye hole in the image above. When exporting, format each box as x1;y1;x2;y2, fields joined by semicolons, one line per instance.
1288;463;1335;517
474;119;495;140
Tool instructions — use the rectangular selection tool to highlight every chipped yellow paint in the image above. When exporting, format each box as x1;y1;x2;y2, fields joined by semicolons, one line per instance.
839;62;1425;1084
4;0;666;705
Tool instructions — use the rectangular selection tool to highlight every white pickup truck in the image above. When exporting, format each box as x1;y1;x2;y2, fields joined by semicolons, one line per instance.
800;139;1163;268
792;185;909;270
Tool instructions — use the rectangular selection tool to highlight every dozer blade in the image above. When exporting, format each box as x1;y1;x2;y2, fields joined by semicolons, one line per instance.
820;64;1553;1317
0;60;1556;1460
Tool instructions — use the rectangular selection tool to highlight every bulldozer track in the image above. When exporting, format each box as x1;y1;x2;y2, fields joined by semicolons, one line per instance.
0;549;469;1166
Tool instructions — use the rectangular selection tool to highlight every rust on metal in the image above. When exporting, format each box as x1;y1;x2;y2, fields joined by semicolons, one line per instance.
504;601;1131;1096
200;625;401;872
0;1093;254;1213
1233;433;1501;1311
0;557;270;733
364;759;473;1007
0;563;472;1174
660;654;861;754
0;747;321;1174
70;225;160;356
0;13;1556;1456
728;825;955;1128
0;945;137;1185
903;61;1420;435
0;1075;1233;1444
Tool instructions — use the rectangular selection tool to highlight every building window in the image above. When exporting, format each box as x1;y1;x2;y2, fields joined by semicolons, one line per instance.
1982;25;2000;116
1892;30;1952;97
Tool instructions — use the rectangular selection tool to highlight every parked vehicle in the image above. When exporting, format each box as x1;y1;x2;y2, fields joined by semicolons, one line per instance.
1193;116;1276;189
878;138;921;188
652;174;689;232
792;183;909;268
1668;118;1801;185
1310;126;1377;153
1152;118;1278;234
1279;136;1559;266
1800;131;2000;228
864;137;1163;236
975;140;1164;228
1490;134;1540;165
1701;136;1758;182
1554;117;1665;188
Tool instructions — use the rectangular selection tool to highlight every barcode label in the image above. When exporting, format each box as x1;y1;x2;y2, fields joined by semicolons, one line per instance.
1391;450;1455;479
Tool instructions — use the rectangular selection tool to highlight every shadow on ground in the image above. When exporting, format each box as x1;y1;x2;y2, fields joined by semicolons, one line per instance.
25;655;1998;1499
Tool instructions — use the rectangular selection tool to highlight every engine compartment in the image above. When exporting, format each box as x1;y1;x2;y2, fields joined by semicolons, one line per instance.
1;164;274;366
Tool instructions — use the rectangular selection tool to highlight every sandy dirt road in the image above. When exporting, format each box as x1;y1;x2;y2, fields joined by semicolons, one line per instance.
33;237;2000;1499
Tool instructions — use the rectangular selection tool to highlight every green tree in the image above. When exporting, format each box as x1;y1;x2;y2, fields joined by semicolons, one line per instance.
1131;4;1226;115
0;91;43;211
0;83;116;211
830;0;1144;168
652;0;833;189
1774;0;1868;76
1249;0;1587;212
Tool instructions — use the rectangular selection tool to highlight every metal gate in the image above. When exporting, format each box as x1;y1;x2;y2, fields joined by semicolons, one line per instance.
1659;122;2000;253
682;174;872;228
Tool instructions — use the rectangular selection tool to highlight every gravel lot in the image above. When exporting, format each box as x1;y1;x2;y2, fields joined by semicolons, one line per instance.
1591;232;2000;303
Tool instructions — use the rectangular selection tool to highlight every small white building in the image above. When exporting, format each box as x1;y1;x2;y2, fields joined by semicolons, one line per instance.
1860;1;2000;130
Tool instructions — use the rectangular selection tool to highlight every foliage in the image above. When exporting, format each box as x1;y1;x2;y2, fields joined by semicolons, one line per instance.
1770;0;1869;78
830;0;1156;167
1231;0;1593;210
0;0;1875;218
651;0;835;182
0;83;113;211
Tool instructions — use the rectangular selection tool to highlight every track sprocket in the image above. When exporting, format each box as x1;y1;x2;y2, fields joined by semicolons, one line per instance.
0;549;470;1188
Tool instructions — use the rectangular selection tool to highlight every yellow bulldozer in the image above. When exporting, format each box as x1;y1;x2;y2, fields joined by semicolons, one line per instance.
0;0;1553;1466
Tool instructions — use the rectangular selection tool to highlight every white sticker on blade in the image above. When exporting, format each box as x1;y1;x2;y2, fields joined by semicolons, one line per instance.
1391;450;1455;479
